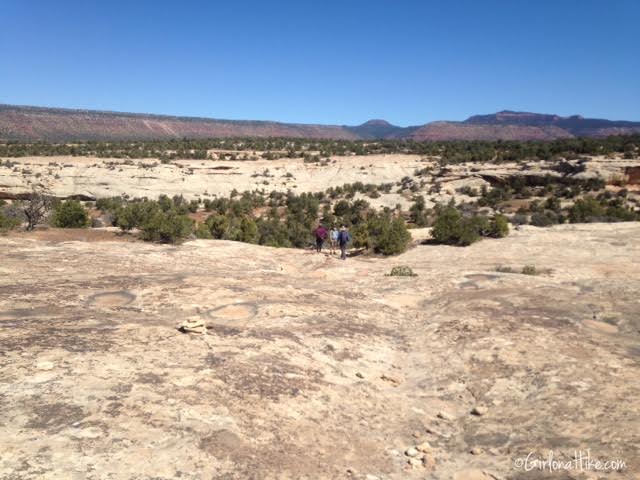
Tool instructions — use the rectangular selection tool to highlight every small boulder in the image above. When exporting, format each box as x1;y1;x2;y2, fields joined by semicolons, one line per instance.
177;317;207;334
471;405;488;416
422;453;436;470
405;447;419;457
416;441;432;452
437;410;455;421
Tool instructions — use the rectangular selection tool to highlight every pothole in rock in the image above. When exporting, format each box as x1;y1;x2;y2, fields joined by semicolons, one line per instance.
87;291;136;308
205;302;258;328
459;274;501;290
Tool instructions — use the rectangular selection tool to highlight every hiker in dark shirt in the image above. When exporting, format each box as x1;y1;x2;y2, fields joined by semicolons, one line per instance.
313;224;328;253
337;225;351;260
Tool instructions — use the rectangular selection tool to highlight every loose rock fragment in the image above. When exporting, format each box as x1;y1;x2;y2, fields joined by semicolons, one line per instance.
422;453;436;470
380;374;402;385
416;441;432;452
471;405;488;416
405;447;419;457
437;410;455;421
177;317;207;334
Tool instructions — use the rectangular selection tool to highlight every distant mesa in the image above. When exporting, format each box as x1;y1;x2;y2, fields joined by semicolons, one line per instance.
0;104;639;142
464;110;565;125
361;119;393;126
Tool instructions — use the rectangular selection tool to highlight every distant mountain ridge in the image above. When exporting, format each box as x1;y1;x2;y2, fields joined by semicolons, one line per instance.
1;104;639;142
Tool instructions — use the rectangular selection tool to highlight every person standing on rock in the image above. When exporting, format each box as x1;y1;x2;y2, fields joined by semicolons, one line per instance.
329;225;339;255
313;224;328;253
338;225;352;260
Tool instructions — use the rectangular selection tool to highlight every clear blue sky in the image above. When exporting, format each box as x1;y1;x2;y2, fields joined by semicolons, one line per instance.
1;0;638;125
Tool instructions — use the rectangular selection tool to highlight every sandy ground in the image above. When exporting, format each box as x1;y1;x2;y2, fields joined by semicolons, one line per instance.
1;223;639;479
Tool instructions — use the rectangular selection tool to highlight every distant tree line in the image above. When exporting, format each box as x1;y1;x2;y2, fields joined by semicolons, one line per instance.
0;134;637;162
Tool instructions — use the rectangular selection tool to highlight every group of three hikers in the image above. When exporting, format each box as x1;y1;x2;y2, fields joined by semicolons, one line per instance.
312;224;352;260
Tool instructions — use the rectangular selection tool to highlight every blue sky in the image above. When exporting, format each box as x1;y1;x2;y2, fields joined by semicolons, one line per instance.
1;0;638;125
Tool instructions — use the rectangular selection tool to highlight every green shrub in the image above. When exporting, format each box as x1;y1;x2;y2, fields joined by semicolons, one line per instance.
487;214;509;238
374;217;411;255
52;200;90;228
431;206;485;246
352;214;411;255
351;222;372;250
194;222;213;239
431;205;508;246
0;212;20;232
115;200;160;231
605;205;637;221
431;205;464;244
409;196;429;227
139;211;193;243
256;216;291;247
569;196;604;223
497;264;551;275
457;216;488;245
95;196;125;213
238;217;259;244
387;266;417;277
478;186;512;207
530;211;560;227
495;265;514;273
205;213;230;239
0;202;24;232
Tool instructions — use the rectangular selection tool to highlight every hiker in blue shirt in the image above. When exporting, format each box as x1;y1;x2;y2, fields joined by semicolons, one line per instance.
337;225;351;260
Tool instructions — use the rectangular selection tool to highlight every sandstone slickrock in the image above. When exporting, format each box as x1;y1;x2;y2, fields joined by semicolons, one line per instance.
1;222;639;479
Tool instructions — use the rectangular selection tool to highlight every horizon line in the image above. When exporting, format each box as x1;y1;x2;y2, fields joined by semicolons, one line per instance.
1;101;638;127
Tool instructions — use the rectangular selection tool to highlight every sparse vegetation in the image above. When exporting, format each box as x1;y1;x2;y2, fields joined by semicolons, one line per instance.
22;191;52;231
487;214;509;238
431;203;509;246
138;210;194;244
1;134;638;163
91;188;412;252
409;195;429;227
387;266;417;277
495;265;514;273
496;265;552;275
0;211;20;232
52;200;90;228
352;214;412;255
